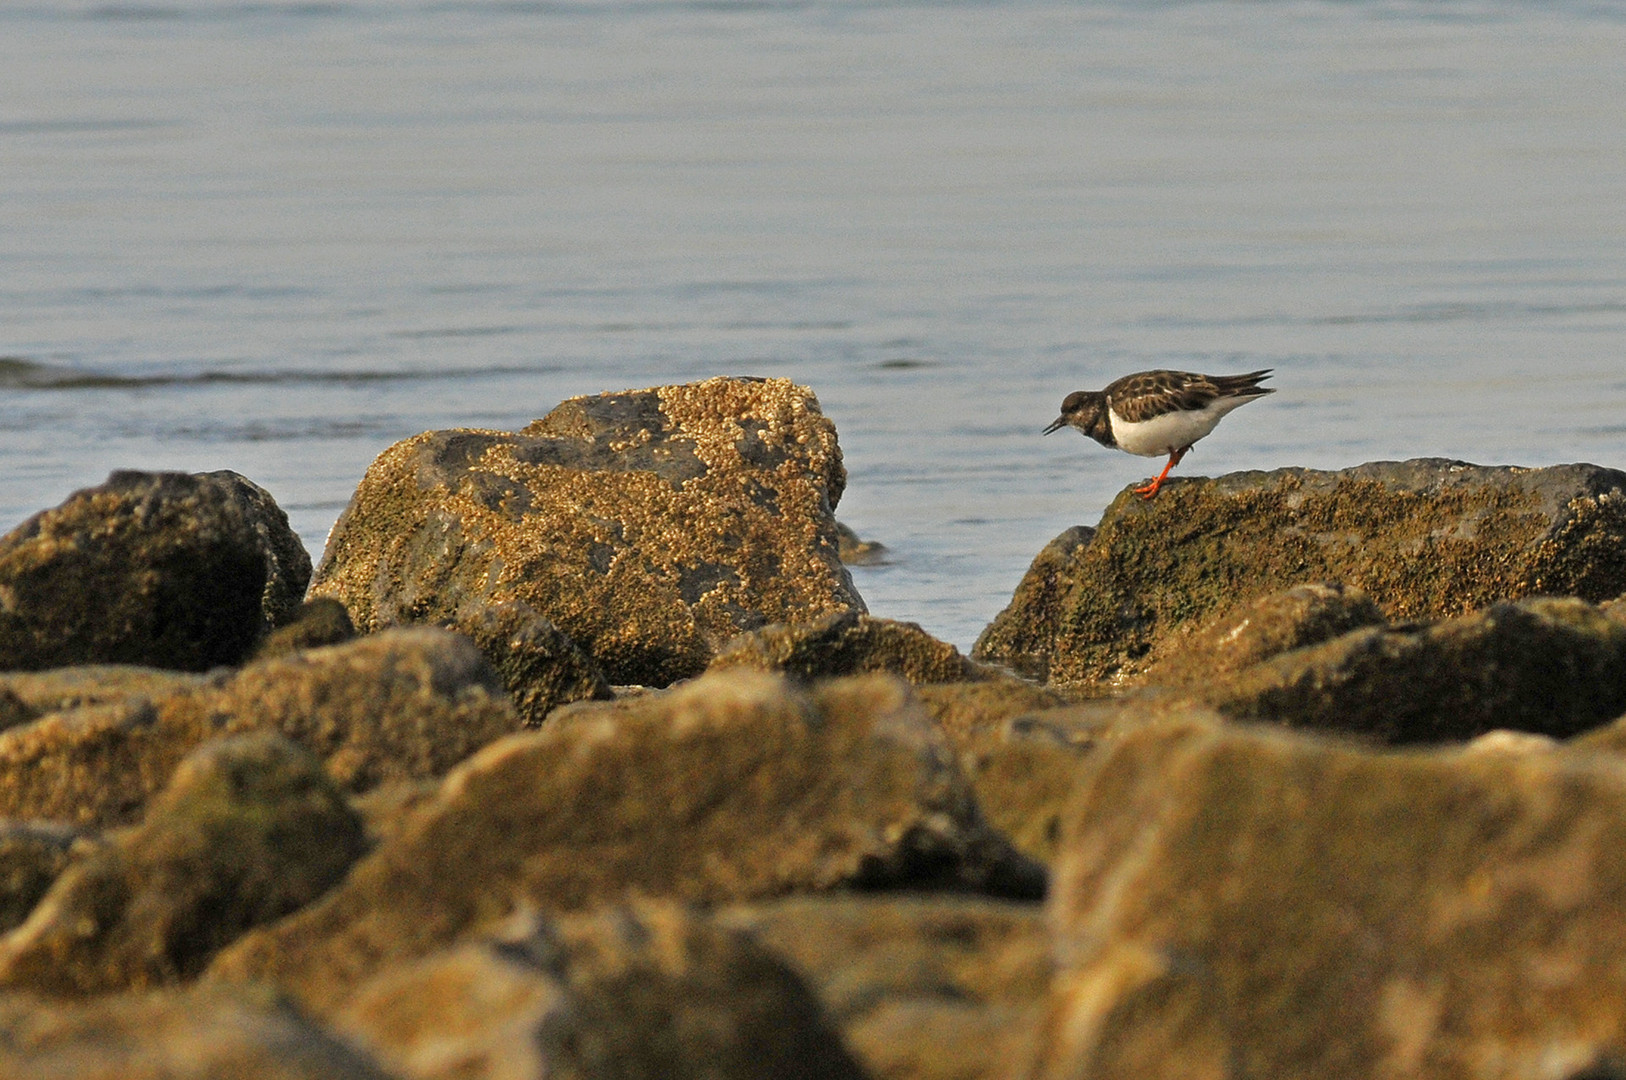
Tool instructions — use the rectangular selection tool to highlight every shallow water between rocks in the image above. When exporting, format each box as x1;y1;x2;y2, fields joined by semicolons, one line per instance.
4;0;1626;649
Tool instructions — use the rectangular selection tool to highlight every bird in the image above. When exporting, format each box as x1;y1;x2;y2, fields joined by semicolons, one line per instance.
1043;369;1274;499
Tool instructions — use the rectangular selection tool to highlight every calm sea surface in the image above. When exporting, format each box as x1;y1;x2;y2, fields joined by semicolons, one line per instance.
4;0;1626;649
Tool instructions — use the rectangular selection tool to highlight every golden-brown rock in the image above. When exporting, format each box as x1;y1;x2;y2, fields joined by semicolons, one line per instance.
1027;720;1626;1080
0;628;519;828
0;733;366;996
308;377;865;687
0;983;395;1079
719;895;1052;1080
208;670;1042;1013
339;901;868;1080
709;611;989;685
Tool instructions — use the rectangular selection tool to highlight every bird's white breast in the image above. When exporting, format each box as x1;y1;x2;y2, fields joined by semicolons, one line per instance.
1108;397;1251;457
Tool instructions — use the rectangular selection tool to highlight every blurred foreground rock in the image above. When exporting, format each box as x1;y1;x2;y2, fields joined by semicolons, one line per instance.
0;733;366;996
339;901;868;1080
976;459;1626;687
309;377;865;687
0;470;311;672
0;628;518;828
0;983;394;1079
209;669;1043;1013
719;895;1053;1080
1026;719;1626;1080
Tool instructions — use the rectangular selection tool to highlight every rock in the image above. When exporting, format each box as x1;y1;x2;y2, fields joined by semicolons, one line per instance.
0;470;311;672
709;610;989;685
718;895;1052;1080
1143;582;1387;686
975;459;1626;687
307;377;865;687
208;670;1043;1013
1199;596;1626;743
1028;719;1626;1080
0;665;208;715
249;596;357;660
836;520;890;565
0;733;367;995
0;820;96;934
447;599;612;727
915;681;1088;864
339;901;868;1080
0;983;395;1079
0;628;519;828
197;627;521;790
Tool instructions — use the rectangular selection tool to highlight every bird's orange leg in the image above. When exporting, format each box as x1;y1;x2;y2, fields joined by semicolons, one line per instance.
1133;446;1191;499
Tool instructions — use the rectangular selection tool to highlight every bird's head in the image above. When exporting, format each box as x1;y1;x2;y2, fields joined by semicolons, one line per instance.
1043;390;1105;436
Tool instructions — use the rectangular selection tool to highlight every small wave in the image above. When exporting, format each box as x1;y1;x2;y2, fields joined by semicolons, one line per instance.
0;357;555;390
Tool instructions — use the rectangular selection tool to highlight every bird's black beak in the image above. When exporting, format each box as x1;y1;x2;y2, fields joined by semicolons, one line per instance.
1042;417;1066;435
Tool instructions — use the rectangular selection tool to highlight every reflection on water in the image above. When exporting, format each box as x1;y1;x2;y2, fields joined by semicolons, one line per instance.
3;0;1625;647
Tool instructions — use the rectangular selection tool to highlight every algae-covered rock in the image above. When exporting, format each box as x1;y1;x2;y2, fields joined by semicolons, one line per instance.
339;901;868;1080
308;377;865;687
0;733;366;995
0;983;395;1079
0;820;95;935
719;895;1052;1080
448;599;612;726
709;610;988;685
1027;720;1626;1080
1200;596;1626;743
976;459;1626;687
0;628;519;829
0;470;311;672
208;670;1042;1013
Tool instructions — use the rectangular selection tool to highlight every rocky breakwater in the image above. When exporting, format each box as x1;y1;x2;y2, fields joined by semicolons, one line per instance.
12;389;1626;1080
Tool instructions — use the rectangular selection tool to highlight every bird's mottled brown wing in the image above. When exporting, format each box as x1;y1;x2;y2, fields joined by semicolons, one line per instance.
1102;370;1221;423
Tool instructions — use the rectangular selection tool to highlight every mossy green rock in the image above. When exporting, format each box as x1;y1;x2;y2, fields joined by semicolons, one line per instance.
0;733;366;996
339;901;868;1080
1028;720;1626;1080
0;470;311;672
308;377;865;687
975;459;1626;688
207;670;1041;1014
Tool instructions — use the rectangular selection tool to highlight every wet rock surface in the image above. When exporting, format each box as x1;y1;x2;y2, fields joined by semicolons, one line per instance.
976;459;1626;687
308;377;865;687
207;669;1042;1013
1029;720;1626;1080
0;733;367;996
0;470;310;672
339;901;868;1080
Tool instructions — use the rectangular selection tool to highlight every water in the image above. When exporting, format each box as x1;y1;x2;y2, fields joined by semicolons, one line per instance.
4;0;1626;650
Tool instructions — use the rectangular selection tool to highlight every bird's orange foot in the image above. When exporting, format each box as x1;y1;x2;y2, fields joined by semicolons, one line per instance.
1133;477;1165;499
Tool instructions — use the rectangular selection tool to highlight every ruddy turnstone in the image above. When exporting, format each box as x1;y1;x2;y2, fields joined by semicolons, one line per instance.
1043;369;1274;499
